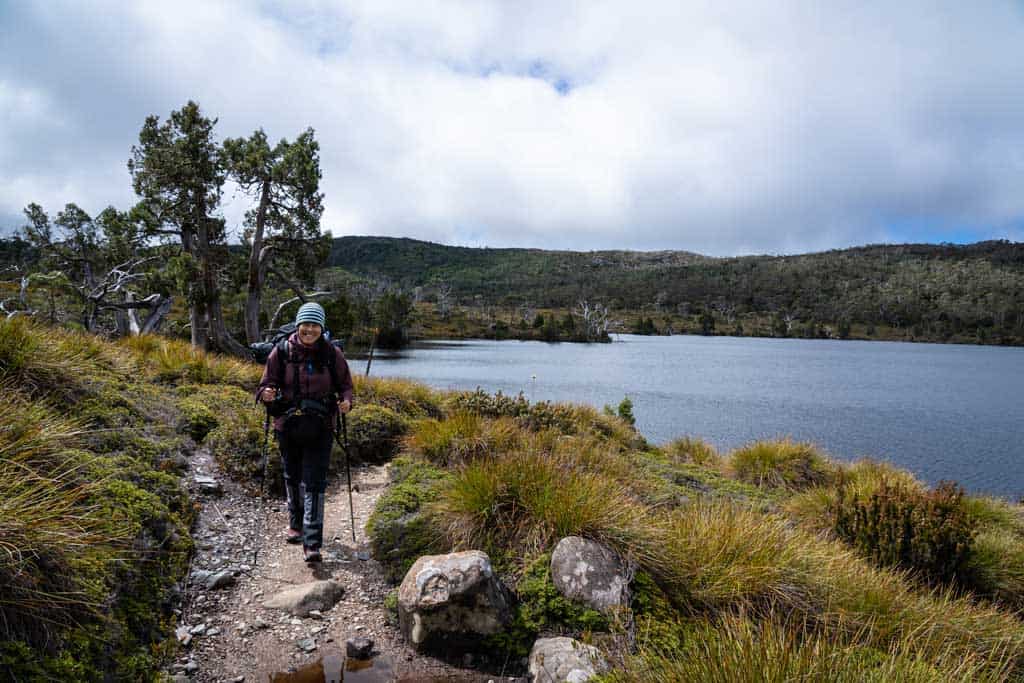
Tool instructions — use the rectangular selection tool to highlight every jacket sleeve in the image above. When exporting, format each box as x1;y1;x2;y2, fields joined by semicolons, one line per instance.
332;346;355;406
256;346;282;402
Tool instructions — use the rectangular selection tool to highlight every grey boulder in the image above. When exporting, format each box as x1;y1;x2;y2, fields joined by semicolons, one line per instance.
550;536;629;614
263;580;344;617
397;550;511;652
529;637;609;683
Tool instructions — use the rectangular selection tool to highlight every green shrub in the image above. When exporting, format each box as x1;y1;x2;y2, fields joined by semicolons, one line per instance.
730;439;834;491
486;553;609;658
345;404;408;464
206;404;267;482
176;396;218;441
831;479;976;585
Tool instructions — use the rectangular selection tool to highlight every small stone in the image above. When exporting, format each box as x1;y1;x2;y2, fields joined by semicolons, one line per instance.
195;475;223;495
355;550;371;561
290;618;302;626
205;570;236;590
184;660;199;674
171;675;190;683
346;636;374;659
188;623;207;636
308;610;323;620
297;638;317;653
206;627;221;636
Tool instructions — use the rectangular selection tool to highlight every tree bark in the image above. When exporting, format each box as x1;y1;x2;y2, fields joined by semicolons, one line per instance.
244;181;271;344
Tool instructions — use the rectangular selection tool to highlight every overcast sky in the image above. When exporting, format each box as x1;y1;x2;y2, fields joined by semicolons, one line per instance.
2;1;1023;256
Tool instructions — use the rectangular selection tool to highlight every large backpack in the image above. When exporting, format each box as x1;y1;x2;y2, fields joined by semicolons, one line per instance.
251;323;345;364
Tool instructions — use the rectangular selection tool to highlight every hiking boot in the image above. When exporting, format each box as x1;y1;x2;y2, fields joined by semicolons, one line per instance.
285;527;302;544
303;547;322;563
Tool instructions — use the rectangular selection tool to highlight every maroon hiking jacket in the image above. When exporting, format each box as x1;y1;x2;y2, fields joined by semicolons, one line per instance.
256;333;355;431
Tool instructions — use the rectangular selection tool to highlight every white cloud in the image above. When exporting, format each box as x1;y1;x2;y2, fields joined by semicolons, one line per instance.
1;1;1022;254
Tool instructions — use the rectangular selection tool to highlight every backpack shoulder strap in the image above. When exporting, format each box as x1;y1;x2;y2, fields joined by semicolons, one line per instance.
275;339;291;389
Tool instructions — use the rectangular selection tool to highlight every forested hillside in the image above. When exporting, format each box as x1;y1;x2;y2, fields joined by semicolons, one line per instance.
328;236;1024;345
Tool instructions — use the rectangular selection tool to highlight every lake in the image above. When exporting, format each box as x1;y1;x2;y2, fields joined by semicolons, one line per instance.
362;335;1024;499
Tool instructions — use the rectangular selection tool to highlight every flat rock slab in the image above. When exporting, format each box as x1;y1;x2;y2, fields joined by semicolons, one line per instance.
529;637;609;683
551;536;629;614
264;580;345;617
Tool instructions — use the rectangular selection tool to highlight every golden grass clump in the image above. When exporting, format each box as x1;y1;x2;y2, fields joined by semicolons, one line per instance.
0;316;129;401
655;499;1024;677
0;384;131;646
435;447;659;569
122;334;259;387
729;438;835;491
608;611;1010;683
662;436;724;469
353;374;444;418
403;413;521;466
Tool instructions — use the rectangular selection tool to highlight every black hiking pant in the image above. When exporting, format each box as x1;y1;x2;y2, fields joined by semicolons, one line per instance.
276;425;333;551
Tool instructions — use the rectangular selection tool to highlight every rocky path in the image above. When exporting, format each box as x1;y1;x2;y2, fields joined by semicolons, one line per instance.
169;446;521;683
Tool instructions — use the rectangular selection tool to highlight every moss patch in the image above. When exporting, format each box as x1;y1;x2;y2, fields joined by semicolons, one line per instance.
485;553;610;658
366;457;451;582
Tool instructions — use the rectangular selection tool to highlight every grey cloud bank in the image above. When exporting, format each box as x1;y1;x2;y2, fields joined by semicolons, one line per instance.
1;1;1022;255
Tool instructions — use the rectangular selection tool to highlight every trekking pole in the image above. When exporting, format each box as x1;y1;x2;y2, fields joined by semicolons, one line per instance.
252;408;271;568
339;412;357;543
364;328;378;377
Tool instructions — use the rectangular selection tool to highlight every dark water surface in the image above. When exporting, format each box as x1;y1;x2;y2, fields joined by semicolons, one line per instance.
365;335;1023;499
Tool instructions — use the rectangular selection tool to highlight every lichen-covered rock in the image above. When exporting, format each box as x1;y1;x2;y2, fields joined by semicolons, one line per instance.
397;550;511;652
550;536;629;614
264;580;344;617
529;637;609;683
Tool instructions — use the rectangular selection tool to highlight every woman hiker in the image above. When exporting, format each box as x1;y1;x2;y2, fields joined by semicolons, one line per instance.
257;302;354;563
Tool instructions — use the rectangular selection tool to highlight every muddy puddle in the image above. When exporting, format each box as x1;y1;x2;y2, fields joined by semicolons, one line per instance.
264;652;390;683
264;652;521;682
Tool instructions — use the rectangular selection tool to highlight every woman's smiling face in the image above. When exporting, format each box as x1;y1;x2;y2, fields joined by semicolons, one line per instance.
297;322;323;346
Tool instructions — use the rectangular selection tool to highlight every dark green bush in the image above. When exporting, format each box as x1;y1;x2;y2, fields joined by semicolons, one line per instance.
344;404;408;463
831;478;976;585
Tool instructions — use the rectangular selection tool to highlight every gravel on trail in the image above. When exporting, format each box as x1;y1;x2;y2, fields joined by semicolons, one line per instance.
170;446;524;682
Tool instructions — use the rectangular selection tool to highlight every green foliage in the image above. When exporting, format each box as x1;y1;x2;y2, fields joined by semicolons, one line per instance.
366;457;450;582
447;388;641;448
324;236;1024;346
832;479;976;585
730;439;835;491
345;404;408;463
485;554;609;658
375;290;414;349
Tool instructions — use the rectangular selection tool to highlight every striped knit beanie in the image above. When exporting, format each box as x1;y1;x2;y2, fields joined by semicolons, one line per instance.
295;302;326;328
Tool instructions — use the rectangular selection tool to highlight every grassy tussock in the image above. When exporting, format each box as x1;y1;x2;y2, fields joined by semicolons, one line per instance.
728;439;835;491
658;501;1024;676
0;317;129;401
436;448;659;570
353;375;443;418
120;334;260;387
662;436;724;469
0;385;131;646
607;611;1009;683
403;413;521;466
